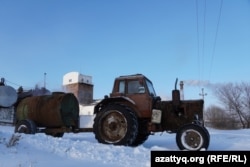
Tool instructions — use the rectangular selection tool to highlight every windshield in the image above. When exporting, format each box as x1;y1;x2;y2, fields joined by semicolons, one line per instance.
146;79;156;96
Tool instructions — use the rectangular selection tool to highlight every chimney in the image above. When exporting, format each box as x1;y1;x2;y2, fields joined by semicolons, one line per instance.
180;81;184;100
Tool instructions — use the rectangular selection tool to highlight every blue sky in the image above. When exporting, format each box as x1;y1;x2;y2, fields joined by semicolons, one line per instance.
1;0;250;108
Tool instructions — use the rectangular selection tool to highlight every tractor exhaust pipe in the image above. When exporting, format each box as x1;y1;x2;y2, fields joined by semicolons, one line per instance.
172;78;180;106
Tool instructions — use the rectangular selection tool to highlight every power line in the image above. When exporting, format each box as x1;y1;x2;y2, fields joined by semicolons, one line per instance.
196;0;201;85
196;0;207;85
4;79;22;87
0;77;33;89
209;0;223;80
202;0;207;81
196;0;223;86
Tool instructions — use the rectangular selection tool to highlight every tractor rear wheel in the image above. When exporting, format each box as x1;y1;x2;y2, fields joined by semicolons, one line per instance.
131;119;150;146
176;124;209;151
93;104;138;146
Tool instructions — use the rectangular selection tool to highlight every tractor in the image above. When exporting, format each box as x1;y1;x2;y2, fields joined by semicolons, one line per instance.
93;74;209;150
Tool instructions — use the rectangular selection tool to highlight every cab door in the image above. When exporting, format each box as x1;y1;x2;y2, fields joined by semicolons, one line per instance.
125;79;153;118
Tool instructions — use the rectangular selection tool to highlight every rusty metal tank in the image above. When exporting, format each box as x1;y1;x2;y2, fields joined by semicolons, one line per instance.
15;92;79;128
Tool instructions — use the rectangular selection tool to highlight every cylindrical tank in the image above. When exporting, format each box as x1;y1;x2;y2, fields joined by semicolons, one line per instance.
16;92;79;128
0;85;17;107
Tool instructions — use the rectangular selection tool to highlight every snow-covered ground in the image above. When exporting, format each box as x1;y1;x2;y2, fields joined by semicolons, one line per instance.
0;125;250;167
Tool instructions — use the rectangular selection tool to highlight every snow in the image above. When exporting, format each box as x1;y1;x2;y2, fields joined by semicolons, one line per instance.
1;125;250;167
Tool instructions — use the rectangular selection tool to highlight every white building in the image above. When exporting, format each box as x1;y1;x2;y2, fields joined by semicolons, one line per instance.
63;72;96;128
63;72;93;105
63;72;92;85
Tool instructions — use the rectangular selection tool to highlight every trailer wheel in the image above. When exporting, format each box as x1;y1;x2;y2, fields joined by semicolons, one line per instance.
93;104;138;146
15;119;37;134
176;124;209;151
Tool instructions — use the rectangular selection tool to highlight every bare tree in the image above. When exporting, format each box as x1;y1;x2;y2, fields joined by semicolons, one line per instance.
239;82;250;128
214;82;250;128
32;84;51;96
205;105;237;129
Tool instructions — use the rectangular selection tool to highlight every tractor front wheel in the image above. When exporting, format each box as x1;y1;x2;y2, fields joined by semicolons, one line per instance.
176;124;210;151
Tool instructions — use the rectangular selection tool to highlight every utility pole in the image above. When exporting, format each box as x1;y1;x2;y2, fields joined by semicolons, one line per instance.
44;72;47;89
199;88;207;100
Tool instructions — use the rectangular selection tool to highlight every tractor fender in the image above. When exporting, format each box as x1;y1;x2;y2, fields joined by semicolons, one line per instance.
94;96;140;116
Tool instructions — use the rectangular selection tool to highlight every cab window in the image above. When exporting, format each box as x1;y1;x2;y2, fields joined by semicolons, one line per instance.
128;80;145;94
118;81;125;93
